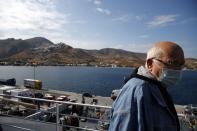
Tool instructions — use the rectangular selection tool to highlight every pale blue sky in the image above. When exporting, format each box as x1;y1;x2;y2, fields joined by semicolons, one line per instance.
0;0;196;58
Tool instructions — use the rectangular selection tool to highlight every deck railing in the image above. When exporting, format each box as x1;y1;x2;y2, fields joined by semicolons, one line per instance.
0;94;112;131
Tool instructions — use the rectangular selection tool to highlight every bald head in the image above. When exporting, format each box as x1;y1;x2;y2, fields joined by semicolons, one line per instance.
146;41;185;67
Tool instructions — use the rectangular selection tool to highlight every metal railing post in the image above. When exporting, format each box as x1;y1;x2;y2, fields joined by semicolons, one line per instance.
56;103;60;131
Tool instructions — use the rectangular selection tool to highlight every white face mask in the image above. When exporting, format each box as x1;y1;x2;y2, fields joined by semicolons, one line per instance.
158;68;182;87
152;59;182;87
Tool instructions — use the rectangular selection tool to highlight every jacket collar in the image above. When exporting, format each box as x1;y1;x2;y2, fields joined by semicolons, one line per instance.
137;66;157;80
137;66;167;107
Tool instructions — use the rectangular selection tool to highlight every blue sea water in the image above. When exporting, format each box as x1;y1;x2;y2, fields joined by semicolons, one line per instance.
0;66;196;105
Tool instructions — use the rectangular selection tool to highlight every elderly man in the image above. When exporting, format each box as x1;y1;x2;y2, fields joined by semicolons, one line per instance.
109;41;185;131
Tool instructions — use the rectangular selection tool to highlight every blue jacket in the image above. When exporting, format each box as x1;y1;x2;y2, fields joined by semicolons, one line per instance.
109;77;179;131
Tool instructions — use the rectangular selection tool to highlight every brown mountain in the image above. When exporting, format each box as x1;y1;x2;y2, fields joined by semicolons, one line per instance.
5;42;96;65
86;48;146;67
0;37;196;69
184;58;197;70
0;37;53;58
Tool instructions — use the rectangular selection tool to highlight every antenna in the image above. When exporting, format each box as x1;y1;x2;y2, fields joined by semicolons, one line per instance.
33;63;36;80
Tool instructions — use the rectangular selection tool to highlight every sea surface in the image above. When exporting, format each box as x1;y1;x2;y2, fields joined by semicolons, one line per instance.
0;66;196;105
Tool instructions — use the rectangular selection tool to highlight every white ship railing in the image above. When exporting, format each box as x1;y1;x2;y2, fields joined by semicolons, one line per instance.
0;94;111;131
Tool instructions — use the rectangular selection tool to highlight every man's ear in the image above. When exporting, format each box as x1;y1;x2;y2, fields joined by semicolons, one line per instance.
146;59;153;71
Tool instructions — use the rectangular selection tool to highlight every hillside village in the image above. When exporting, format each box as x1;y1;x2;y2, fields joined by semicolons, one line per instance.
0;37;196;69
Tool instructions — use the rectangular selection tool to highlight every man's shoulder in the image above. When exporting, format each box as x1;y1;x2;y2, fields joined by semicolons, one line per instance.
121;77;157;96
125;77;150;89
113;77;153;111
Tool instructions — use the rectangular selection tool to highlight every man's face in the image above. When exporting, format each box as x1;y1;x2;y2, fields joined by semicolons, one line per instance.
146;42;185;80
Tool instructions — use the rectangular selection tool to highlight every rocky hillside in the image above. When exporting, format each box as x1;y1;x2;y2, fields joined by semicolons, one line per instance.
0;37;53;58
184;58;197;70
0;37;196;69
9;42;96;65
86;48;146;67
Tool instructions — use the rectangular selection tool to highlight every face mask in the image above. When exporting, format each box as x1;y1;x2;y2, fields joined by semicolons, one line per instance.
158;68;182;87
